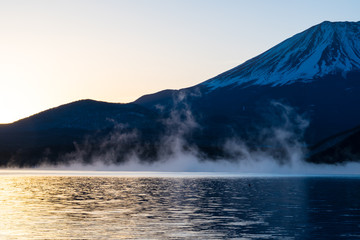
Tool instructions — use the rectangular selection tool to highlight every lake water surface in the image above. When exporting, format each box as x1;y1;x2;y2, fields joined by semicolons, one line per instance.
0;172;360;239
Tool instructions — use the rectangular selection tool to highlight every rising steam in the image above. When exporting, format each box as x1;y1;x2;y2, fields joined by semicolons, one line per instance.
38;93;360;175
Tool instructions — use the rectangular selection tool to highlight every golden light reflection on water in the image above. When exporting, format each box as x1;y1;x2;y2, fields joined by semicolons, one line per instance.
1;175;360;239
1;176;246;239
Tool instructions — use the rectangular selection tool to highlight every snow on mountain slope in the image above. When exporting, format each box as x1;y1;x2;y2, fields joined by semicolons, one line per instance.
202;21;360;89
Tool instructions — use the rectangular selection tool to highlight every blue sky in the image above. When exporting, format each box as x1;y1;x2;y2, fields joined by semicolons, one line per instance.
0;0;359;123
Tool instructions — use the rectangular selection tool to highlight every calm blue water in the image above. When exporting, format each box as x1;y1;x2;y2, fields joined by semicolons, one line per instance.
0;174;359;239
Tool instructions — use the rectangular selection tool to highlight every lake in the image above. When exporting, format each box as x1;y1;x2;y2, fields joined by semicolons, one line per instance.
0;172;360;239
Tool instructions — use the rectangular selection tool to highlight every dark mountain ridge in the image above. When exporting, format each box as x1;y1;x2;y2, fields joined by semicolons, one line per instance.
0;100;163;166
7;99;157;131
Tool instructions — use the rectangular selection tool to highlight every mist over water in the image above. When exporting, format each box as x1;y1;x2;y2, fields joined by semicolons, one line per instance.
40;149;360;175
36;95;360;175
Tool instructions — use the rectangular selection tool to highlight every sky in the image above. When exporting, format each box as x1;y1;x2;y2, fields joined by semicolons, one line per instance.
0;0;359;123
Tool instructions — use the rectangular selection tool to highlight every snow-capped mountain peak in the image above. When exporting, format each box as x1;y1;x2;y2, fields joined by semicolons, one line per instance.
202;21;360;89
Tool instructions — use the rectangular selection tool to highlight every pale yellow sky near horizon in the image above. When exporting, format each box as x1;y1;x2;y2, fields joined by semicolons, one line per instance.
1;0;359;123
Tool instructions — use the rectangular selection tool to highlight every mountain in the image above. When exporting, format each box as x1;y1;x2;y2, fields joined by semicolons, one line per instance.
1;21;360;167
135;21;360;138
136;21;360;160
0;100;162;166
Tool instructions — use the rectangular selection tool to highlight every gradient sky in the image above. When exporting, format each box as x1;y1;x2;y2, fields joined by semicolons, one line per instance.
1;0;359;123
